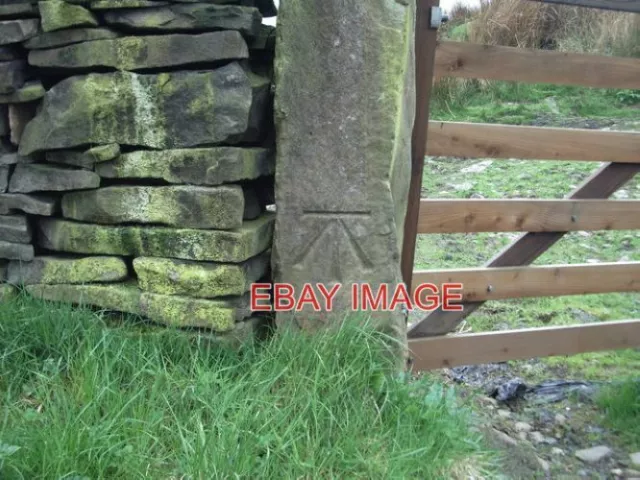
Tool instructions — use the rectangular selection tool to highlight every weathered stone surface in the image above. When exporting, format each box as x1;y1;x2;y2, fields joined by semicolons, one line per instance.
0;215;31;243
29;31;249;71
0;19;39;46
7;255;128;285
0;60;25;95
0;193;58;215
9;102;37;145
140;292;251;331
0;105;6;136
26;282;143;315
273;1;416;353
0;240;34;261
0;81;45;104
103;4;261;37
62;185;246;229
0;154;35;166
25;282;251;331
97;147;274;185
23;28;120;50
19;63;270;154
91;0;169;10
38;0;98;32
9;164;100;193
0;3;39;19
38;213;275;262
47;144;120;169
134;251;269;298
0;166;7;193
0;283;17;301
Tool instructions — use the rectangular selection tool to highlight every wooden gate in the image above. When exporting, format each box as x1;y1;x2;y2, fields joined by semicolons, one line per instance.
402;0;640;371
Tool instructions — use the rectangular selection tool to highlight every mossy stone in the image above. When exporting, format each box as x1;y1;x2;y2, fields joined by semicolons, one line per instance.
28;31;249;71
140;292;250;331
96;147;273;185
90;0;168;10
103;4;261;37
62;185;246;229
37;213;275;263
133;251;269;298
0;81;45;104
26;282;143;315
8;255;128;285
19;63;270;155
38;1;98;32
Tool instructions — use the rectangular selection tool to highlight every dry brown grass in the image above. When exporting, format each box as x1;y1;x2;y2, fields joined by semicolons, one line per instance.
449;0;640;57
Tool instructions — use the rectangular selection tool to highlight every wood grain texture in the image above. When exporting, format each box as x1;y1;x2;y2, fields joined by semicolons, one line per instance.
409;320;640;371
402;0;439;290
412;262;640;301
427;121;640;163
418;199;640;233
409;163;640;338
434;41;640;88
528;0;640;13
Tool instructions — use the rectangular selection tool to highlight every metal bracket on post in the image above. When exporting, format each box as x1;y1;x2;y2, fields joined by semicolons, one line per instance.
429;6;448;29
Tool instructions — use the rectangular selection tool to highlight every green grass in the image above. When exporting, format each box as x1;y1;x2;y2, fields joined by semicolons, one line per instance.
596;379;640;449
431;79;640;125
0;293;494;479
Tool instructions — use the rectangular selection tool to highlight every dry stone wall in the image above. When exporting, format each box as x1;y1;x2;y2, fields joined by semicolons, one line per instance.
0;0;277;342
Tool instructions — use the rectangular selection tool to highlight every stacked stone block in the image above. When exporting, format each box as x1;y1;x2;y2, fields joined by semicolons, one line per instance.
0;0;277;343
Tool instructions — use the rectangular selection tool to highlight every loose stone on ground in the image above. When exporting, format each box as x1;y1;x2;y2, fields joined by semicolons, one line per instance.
575;446;613;464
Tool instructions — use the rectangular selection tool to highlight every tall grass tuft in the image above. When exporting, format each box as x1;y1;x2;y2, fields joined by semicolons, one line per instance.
444;0;640;57
0;293;494;479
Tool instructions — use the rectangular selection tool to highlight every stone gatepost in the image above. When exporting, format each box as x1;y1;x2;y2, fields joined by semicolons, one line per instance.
273;0;416;357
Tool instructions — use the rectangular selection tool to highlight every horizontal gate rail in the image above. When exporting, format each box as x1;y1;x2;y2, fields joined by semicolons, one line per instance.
409;163;640;338
434;41;640;88
409;320;640;370
418;199;640;233
427;122;640;163
412;262;640;301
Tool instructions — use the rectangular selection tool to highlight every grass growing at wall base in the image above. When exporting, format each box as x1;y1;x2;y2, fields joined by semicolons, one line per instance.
0;293;495;479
